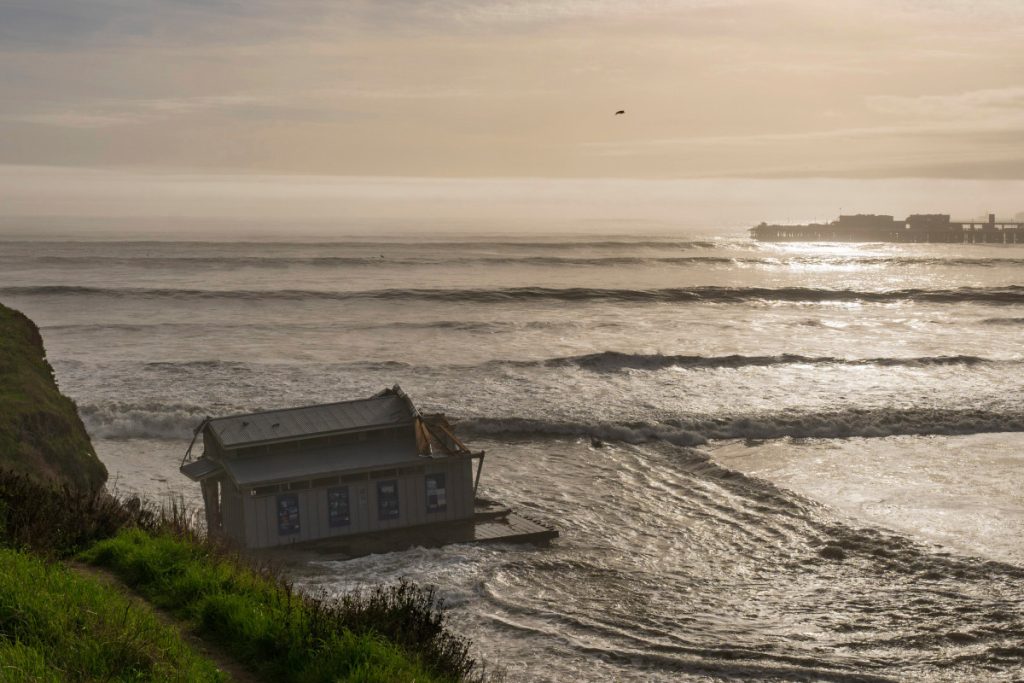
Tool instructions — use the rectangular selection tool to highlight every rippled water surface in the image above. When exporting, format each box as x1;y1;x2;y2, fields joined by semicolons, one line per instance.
2;235;1023;681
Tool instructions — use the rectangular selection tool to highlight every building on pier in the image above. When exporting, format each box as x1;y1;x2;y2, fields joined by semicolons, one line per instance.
750;213;1023;243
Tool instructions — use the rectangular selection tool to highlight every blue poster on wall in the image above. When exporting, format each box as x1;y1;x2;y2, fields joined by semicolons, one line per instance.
425;473;447;512
377;480;400;520
277;493;300;535
327;487;350;527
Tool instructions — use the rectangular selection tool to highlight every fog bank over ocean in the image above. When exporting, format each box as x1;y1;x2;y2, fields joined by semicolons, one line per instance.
3;167;1024;239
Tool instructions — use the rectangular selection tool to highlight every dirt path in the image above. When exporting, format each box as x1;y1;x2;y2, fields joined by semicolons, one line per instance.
68;561;261;683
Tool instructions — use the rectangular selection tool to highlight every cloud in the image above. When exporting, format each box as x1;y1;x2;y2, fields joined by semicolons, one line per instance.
2;1;1024;178
8;94;282;128
866;87;1024;120
581;84;1024;177
586;118;1024;153
437;0;748;25
3;166;1024;237
7;84;520;130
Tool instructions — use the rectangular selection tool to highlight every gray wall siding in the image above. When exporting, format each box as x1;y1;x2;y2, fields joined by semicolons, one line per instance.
423;459;474;524
352;482;370;532
220;481;245;545
239;455;476;549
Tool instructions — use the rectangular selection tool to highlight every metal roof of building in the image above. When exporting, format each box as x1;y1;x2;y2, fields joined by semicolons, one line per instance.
207;392;415;449
221;440;431;487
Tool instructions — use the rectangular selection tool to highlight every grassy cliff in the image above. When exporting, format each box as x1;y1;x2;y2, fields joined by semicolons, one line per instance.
0;303;485;681
0;303;106;491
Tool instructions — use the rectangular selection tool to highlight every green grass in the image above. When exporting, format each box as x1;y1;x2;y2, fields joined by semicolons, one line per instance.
0;547;225;682
0;303;106;492
81;529;470;683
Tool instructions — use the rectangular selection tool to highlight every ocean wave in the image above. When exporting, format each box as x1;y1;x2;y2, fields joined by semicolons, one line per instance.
9;284;1024;305
980;317;1024;326
16;253;733;269
536;351;1000;372
57;352;1007;382
350;320;536;333
78;403;210;440
78;398;1024;443
805;256;1024;268
142;360;251;371
459;417;709;446
27;255;406;268
458;407;1024;445
13;253;1024;269
43;320;533;334
138;358;412;375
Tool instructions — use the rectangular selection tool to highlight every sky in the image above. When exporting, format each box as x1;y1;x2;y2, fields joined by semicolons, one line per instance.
1;0;1023;234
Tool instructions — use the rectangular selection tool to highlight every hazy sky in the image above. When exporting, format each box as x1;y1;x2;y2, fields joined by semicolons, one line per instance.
1;0;1023;232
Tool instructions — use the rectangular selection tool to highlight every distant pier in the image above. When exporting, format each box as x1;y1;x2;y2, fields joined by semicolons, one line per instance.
751;213;1024;244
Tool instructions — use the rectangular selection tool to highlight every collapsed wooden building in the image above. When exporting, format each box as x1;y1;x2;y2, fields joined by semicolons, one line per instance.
180;386;555;552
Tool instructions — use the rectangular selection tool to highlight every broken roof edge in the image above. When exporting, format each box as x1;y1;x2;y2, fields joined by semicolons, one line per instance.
419;416;472;455
376;384;419;417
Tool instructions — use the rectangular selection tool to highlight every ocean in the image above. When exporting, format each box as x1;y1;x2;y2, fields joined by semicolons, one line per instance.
1;233;1023;681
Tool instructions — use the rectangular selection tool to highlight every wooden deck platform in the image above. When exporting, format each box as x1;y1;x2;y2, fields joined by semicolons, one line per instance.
471;513;558;545
257;501;557;561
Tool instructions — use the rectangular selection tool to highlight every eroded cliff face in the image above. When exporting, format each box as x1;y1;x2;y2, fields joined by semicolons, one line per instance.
0;303;107;491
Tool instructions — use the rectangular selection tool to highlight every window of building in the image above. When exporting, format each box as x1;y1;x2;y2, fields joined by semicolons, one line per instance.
377;480;400;520
327;487;351;527
276;493;301;535
251;484;279;496
425;473;447;513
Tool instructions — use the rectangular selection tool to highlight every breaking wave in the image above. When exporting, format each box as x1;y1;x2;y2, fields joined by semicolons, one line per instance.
534;351;1003;372
43;320;544;334
980;317;1024;326
140;359;412;373
79;402;1024;443
56;352;1012;386
458;407;1024;445
460;417;709;446
78;403;210;440
9;284;1024;305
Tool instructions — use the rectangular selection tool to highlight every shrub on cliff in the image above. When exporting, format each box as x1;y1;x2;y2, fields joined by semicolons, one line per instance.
0;469;154;556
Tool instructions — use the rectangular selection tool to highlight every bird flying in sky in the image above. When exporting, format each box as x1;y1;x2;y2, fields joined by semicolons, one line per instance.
615;110;625;115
